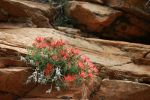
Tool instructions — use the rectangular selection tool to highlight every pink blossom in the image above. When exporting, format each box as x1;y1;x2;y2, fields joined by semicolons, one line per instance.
35;37;45;43
80;72;86;78
71;48;80;55
50;40;65;47
87;62;94;68
81;55;90;62
88;73;93;78
36;43;48;48
60;50;68;60
93;67;98;73
65;48;71;53
56;39;65;46
78;61;84;69
50;41;57;47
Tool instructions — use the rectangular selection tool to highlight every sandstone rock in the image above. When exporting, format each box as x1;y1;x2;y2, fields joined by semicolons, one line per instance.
0;67;35;96
0;0;53;27
67;1;122;33
24;84;82;99
0;57;27;68
145;52;150;59
92;79;150;100
24;81;99;99
106;63;150;83
126;14;150;33
0;28;150;92
103;14;150;42
0;23;35;29
73;0;103;4
0;28;104;54
57;27;81;35
102;0;150;21
0;92;17;100
19;98;62;100
0;9;8;21
56;26;93;38
0;46;25;57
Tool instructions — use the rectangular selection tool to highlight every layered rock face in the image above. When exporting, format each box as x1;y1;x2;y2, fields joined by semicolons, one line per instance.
67;1;122;33
0;0;149;42
66;0;150;43
0;28;150;99
0;0;53;28
0;0;150;99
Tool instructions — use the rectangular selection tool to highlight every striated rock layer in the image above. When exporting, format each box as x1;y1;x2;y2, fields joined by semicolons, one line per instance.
0;28;149;99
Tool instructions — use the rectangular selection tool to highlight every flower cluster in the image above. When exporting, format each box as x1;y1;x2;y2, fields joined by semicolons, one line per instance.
26;37;98;92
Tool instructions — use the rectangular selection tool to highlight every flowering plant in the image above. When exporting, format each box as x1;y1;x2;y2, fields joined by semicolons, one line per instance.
26;37;98;93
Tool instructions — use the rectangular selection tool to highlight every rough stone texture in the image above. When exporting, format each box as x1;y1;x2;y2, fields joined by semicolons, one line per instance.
0;9;8;21
19;98;63;100
0;28;150;99
92;79;150;100
24;84;82;99
100;0;150;43
66;0;150;42
0;67;35;96
103;14;150;42
0;57;27;68
67;1;122;33
102;0;150;21
23;81;99;99
73;0;103;4
0;92;17;100
0;0;53;27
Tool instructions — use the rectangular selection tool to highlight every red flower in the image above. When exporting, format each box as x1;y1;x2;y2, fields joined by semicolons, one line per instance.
93;66;98;73
35;37;45;43
64;75;76;82
80;71;86;78
88;69;92;73
63;55;68;60
50;40;65;47
88;73;93;78
50;41;57;47
44;63;53;76
78;61;84;69
36;43;48;49
56;39;65;46
71;48;80;55
60;51;67;56
87;62;94;68
81;55;90;62
60;50;68;60
65;48;71;53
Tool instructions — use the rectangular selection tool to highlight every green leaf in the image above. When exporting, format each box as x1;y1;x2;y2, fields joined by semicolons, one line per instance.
68;66;79;75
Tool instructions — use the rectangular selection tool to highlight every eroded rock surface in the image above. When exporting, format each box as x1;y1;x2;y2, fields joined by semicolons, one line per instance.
67;1;122;33
0;67;35;96
92;79;150;100
0;28;150;99
0;0;53;28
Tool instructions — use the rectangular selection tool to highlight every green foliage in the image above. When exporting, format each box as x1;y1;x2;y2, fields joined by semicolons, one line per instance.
26;37;99;93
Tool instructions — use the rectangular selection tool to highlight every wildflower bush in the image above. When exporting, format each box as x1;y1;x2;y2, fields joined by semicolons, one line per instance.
26;37;98;93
